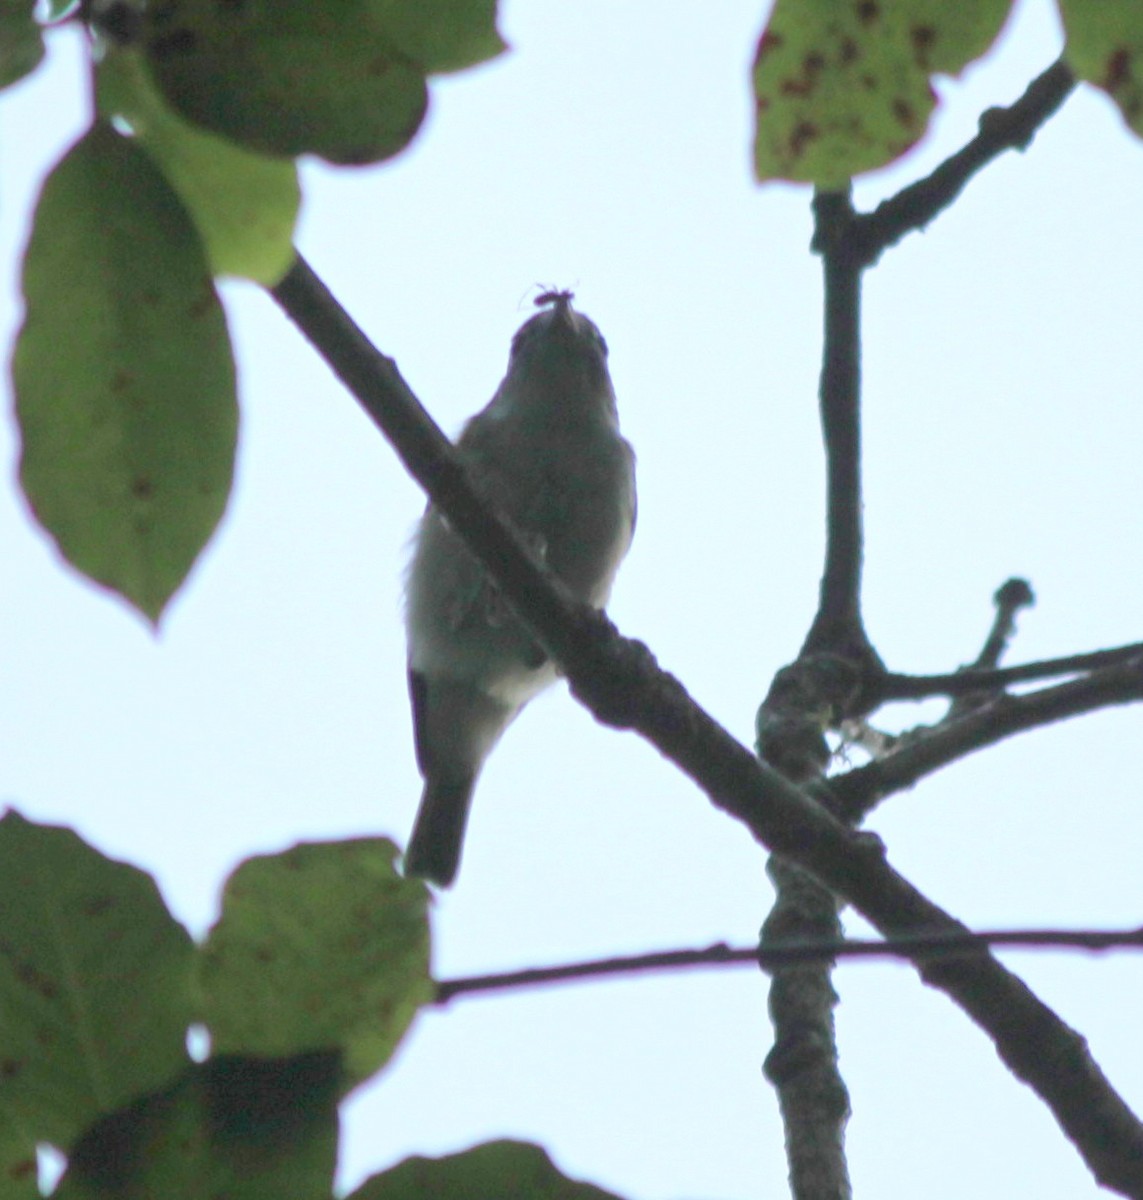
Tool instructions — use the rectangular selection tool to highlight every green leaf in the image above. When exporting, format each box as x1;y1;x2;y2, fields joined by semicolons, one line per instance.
751;0;1014;185
97;49;300;285
55;1057;338;1200
12;122;238;624
141;0;428;164
0;0;44;91
0;812;195;1151
0;1111;38;1200
45;0;78;18
366;0;507;74
199;839;432;1091
349;1141;626;1200
1061;0;1143;137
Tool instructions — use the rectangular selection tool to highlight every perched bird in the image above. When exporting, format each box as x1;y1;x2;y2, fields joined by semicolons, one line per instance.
403;291;637;887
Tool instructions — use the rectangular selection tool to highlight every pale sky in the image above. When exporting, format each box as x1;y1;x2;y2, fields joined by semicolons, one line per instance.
3;2;1143;1197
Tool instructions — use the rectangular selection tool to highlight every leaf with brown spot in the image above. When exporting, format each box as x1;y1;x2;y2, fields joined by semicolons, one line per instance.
0;1107;38;1200
199;839;432;1092
752;0;1014;185
12;122;238;624
0;811;195;1153
1061;0;1143;135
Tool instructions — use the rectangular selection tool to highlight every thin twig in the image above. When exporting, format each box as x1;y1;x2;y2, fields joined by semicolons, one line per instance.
947;577;1036;718
269;255;1143;1198
434;927;1143;1004
877;639;1143;700
850;59;1076;265
830;659;1143;822
967;578;1037;673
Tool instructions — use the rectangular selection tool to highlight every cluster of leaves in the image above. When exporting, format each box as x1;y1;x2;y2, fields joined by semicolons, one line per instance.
0;811;617;1198
0;812;425;1196
4;0;505;624
4;0;1141;626
751;0;1143;184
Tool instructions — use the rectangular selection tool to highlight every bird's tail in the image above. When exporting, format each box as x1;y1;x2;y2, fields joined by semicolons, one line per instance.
404;776;476;887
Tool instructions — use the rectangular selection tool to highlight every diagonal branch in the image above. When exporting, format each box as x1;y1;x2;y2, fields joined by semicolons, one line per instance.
829;658;1143;822
850;58;1076;266
877;638;1143;700
270;254;1143;1199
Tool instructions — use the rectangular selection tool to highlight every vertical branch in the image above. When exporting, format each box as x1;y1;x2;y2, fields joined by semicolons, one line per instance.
802;190;878;669
762;859;852;1200
758;190;873;1200
757;658;861;1200
756;66;1080;1199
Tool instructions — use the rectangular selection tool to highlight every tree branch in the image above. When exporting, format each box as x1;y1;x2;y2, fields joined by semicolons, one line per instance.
876;639;1143;700
801;191;880;673
269;255;1143;1198
965;578;1037;673
757;665;858;1199
829;658;1143;822
755;56;1081;1198
798;61;1077;671
761;857;851;1200
946;577;1036;718
850;59;1076;265
434;926;1143;1004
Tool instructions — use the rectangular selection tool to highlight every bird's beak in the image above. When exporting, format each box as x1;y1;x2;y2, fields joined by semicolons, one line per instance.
549;294;576;332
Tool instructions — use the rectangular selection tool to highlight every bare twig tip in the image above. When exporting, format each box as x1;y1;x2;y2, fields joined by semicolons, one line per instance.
995;577;1036;610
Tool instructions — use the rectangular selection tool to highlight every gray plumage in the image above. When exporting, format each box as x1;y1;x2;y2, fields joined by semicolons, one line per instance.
403;293;636;886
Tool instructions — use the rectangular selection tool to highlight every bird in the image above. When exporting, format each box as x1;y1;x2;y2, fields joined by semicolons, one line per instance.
403;291;637;887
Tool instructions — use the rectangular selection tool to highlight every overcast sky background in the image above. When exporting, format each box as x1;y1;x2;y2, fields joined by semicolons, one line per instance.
3;1;1143;1197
